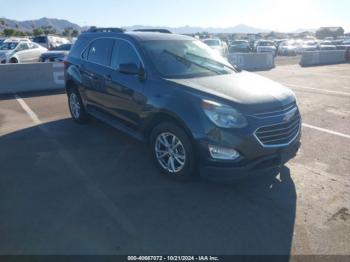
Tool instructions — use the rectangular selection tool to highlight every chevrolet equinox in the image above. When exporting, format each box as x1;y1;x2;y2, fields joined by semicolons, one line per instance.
64;28;301;180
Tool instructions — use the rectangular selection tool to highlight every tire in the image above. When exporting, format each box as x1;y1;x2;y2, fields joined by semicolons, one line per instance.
150;122;195;180
9;58;18;63
68;88;89;124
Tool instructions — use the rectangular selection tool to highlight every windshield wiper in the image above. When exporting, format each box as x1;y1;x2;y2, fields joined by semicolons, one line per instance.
185;52;240;72
163;50;222;75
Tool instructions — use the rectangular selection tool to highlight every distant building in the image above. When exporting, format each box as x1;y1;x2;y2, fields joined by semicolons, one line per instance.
316;27;344;39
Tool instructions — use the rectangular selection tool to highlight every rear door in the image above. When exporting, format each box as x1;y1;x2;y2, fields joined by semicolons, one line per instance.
28;43;41;62
82;38;115;112
15;43;30;62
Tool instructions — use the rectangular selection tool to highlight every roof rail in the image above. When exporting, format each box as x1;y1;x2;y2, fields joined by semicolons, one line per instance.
133;29;172;34
86;27;125;33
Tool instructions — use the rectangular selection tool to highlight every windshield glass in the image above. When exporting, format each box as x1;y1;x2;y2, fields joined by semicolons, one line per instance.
259;41;274;46
203;39;221;46
142;40;237;78
231;41;247;45
0;42;18;50
306;42;318;46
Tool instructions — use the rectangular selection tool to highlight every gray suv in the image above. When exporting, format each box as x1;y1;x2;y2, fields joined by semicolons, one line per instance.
65;28;301;180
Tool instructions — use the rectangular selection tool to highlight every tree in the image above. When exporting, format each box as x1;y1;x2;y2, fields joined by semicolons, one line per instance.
3;28;15;37
71;29;79;37
41;26;56;35
33;28;44;36
0;19;5;26
316;27;345;39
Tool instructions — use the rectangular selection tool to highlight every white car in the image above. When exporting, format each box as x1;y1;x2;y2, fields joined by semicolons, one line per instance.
255;40;277;56
203;39;228;57
318;41;337;51
299;41;319;53
0;38;48;64
278;41;299;56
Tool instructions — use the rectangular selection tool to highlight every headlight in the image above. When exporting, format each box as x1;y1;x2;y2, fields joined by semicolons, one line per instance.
202;99;247;128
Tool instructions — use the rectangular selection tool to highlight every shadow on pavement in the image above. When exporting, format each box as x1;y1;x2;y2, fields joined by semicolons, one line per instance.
0;119;296;257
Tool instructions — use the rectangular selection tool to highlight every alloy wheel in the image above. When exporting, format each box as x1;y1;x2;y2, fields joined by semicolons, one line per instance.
69;93;81;119
155;132;186;173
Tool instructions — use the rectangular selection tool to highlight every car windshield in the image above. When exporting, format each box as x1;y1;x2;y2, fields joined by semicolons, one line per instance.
259;41;274;46
54;44;72;51
203;39;221;46
232;41;247;45
142;40;238;78
307;42;318;46
0;42;18;50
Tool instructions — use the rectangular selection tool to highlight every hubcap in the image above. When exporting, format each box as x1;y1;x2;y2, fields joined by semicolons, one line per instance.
155;132;186;173
69;93;81;119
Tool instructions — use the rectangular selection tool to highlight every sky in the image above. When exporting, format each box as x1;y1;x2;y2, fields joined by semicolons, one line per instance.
1;0;349;32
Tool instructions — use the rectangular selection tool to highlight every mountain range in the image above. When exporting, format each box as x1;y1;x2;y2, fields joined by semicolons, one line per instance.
0;17;317;34
0;17;81;33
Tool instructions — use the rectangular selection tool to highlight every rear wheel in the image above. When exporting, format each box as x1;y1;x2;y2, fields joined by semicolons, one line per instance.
150;122;195;180
68;88;89;124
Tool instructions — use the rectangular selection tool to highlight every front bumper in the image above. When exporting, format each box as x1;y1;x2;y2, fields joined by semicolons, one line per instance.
198;138;301;181
194;108;302;180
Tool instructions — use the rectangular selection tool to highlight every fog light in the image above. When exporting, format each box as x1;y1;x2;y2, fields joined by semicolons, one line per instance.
209;145;240;160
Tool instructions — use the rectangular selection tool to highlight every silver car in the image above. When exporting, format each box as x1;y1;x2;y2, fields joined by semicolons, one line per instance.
0;39;48;64
203;39;229;57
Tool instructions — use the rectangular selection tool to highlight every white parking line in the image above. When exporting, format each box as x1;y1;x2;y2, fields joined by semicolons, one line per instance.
14;94;41;125
13;93;138;238
275;68;350;79
303;123;350;139
284;83;350;96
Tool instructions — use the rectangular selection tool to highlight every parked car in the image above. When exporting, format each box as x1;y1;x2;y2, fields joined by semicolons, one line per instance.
64;28;301;180
278;41;298;56
203;38;228;56
299;41;319;52
0;38;47;64
318;41;337;51
0;38;5;44
33;35;70;50
229;40;251;53
255;40;277;56
40;43;72;62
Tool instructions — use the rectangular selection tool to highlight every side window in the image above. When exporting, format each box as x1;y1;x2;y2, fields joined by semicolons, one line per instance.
17;43;29;51
87;39;114;66
111;40;141;69
29;43;38;49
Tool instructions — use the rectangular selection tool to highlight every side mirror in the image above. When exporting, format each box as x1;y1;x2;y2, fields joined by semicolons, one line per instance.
119;63;145;78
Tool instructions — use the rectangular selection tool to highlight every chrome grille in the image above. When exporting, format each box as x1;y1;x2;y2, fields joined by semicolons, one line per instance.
253;102;297;118
254;113;301;147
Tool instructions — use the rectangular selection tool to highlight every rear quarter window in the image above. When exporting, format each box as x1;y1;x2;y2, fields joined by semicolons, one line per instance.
69;37;93;58
86;39;114;66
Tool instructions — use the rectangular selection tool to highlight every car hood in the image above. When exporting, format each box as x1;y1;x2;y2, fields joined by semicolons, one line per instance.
168;71;296;114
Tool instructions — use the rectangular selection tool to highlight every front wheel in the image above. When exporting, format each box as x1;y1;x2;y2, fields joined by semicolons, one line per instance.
68;89;89;124
150;122;196;180
9;58;18;63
